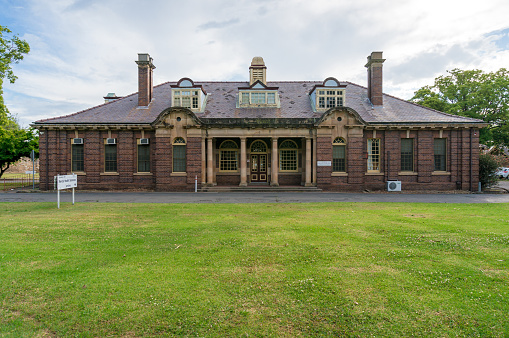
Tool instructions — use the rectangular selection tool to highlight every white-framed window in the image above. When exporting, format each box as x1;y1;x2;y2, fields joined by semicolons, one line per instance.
279;140;298;172
173;89;199;109
239;91;279;106
317;89;344;109
219;140;238;171
367;138;380;172
137;139;150;173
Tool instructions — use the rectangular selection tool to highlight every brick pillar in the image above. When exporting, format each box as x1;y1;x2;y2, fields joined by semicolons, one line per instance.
347;136;364;185
207;138;214;185
305;137;312;186
155;136;171;189
85;130;101;184
417;130;432;183
118;130;134;184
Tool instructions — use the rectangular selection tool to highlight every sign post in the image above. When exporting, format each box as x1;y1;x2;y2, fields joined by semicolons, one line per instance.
55;174;78;209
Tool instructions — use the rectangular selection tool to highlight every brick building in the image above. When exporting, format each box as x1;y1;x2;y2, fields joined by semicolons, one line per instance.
32;52;485;192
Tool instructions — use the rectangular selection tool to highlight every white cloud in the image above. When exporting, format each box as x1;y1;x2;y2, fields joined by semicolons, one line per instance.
2;0;508;126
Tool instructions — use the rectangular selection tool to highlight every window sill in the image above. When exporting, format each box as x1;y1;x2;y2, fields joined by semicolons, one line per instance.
70;172;86;176
100;172;119;176
134;172;153;176
365;172;383;176
399;171;417;176
331;172;348;176
432;171;451;176
217;171;240;175
171;172;187;177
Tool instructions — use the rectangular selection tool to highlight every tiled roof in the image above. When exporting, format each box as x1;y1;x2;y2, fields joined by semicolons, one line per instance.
33;81;484;126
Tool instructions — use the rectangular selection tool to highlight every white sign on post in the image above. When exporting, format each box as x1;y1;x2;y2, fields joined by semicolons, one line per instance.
55;174;78;208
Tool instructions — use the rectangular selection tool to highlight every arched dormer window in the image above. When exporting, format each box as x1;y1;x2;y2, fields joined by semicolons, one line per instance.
279;140;298;172
173;137;186;172
332;137;346;172
310;77;346;111
219;140;238;171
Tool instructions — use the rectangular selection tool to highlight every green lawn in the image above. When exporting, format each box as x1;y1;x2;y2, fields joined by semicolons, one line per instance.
1;202;508;337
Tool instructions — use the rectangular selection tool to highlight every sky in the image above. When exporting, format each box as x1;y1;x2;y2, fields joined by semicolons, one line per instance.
1;0;508;127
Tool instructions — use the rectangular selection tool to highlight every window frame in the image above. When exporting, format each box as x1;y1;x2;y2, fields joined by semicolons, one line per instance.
104;143;118;173
137;141;151;173
316;89;344;110
367;138;381;172
279;140;299;172
400;138;414;172
219;140;239;172
332;137;346;172
172;137;186;173
71;142;84;172
434;138;447;172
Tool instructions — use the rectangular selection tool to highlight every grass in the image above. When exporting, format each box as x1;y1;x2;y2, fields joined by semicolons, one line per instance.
0;202;508;337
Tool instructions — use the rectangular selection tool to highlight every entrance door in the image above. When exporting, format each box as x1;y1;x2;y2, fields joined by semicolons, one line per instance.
251;154;267;182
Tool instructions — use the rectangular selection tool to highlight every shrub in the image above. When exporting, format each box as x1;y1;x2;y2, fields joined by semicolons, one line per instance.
479;153;500;189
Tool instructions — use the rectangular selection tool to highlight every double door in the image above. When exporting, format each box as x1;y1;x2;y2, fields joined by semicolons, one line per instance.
251;154;267;182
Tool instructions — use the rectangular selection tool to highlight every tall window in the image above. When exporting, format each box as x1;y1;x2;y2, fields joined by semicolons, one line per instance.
173;137;186;172
434;138;447;171
72;143;84;172
279;140;298;172
400;139;414;172
104;144;117;172
367;138;380;171
332;137;346;172
137;141;150;172
220;140;238;171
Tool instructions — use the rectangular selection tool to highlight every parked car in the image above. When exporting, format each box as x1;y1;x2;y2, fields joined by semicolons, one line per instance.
495;167;509;179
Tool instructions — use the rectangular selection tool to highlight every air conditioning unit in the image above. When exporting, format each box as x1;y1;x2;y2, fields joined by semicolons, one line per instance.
73;138;83;144
387;181;402;192
106;138;117;145
139;138;149;145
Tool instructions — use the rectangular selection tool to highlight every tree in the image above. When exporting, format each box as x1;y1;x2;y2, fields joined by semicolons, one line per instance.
411;69;509;146
478;153;501;190
0;25;34;178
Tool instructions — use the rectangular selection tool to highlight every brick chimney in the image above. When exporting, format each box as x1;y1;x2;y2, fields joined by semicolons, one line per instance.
136;53;156;107
365;51;385;106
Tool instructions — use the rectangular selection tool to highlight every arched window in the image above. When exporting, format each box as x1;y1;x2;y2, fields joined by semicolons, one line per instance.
279;140;298;172
173;137;186;172
220;140;238;171
333;137;346;172
250;140;267;153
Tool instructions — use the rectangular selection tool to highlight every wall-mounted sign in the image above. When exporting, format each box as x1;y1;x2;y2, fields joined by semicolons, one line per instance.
317;161;332;167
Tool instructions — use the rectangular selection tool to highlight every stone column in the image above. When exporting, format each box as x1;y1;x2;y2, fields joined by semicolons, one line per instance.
271;138;279;186
305;137;312;186
240;137;247;186
207;138;214;185
312;134;317;184
201;138;206;185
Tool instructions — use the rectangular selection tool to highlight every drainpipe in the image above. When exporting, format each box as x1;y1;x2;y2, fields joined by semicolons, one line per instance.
470;128;473;192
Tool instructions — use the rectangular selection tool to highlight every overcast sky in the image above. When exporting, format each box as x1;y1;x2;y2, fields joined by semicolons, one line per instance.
2;0;508;127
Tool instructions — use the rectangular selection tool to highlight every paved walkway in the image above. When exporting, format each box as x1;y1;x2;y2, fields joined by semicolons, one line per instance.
1;189;508;204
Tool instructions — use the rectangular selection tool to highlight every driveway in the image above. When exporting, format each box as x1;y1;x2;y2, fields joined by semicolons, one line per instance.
1;190;509;204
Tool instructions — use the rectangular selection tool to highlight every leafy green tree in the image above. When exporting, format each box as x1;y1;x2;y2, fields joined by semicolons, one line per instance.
0;25;35;178
411;68;509;146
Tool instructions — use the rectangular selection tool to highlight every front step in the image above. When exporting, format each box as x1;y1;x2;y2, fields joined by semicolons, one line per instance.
200;185;322;193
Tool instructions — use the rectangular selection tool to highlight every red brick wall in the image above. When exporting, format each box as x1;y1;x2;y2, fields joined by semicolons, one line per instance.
37;128;480;192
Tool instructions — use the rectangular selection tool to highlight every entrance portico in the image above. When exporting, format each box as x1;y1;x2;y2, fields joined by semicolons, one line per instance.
201;131;316;188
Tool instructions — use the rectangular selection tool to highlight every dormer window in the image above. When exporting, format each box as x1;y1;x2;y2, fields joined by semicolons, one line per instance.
310;77;346;111
171;78;207;112
239;90;280;107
